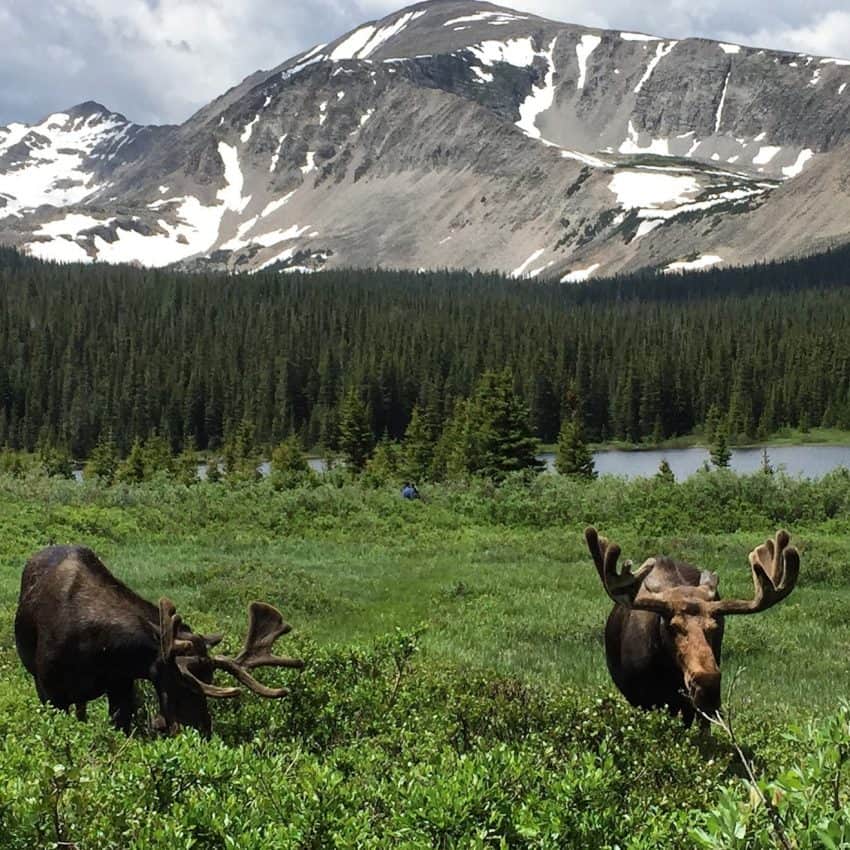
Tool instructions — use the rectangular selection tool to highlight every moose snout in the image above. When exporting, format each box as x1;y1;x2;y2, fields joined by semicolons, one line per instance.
685;670;721;714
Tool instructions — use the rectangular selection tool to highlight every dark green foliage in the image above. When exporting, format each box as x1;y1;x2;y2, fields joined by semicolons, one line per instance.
402;405;439;482
175;436;200;486
37;442;73;479
656;458;675;484
270;434;311;490
555;418;596;479
338;389;374;472
117;438;146;483
710;426;732;469
84;431;119;484
1;248;849;457
438;370;542;481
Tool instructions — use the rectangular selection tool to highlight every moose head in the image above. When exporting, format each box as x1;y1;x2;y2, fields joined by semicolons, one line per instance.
154;598;305;737
585;527;800;720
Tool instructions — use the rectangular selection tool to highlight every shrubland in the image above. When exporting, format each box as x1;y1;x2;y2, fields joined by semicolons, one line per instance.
1;468;850;846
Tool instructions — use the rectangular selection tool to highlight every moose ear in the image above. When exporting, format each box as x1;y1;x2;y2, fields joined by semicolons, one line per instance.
203;634;224;649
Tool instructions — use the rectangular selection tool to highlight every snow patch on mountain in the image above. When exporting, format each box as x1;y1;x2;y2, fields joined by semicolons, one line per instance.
665;254;723;272
562;263;601;282
0;110;129;216
330;10;426;61
516;38;558;138
576;34;601;90
634;41;678;93
511;248;545;278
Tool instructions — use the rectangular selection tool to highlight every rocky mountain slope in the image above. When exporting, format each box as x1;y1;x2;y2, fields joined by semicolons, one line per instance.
2;0;849;280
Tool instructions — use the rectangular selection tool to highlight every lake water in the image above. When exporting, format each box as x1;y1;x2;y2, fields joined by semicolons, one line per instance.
540;445;850;480
76;444;850;483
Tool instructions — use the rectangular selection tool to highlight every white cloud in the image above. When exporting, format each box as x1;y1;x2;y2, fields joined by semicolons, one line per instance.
1;0;848;127
719;11;850;61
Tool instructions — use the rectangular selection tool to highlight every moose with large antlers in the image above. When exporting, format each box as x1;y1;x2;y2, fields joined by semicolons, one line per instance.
14;545;304;737
585;527;800;725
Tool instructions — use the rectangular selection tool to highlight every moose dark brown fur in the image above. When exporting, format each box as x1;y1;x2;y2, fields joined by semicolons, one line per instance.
585;528;800;725
14;545;304;737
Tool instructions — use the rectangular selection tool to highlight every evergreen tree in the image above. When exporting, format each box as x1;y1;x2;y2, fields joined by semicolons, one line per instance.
655;458;675;484
270;434;311;488
362;439;404;488
338;389;374;472
117;438;146;483
402;405;439;482
555;418;597;479
464;369;542;480
709;425;732;469
142;432;174;477
760;448;774;475
38;442;74;479
85;431;119;484
176;436;200;486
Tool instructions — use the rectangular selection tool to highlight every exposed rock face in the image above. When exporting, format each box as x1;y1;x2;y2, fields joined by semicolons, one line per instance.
2;0;849;279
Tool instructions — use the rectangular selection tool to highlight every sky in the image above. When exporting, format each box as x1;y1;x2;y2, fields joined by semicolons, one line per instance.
2;0;849;127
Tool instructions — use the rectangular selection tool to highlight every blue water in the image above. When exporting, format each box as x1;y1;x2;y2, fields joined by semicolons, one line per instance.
76;445;850;483
540;445;850;480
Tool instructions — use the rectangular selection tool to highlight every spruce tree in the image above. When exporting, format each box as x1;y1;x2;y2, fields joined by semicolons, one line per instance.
402;404;438;482
338;389;374;472
270;433;311;488
655;458;675;484
38;442;74;479
117;438;146;483
85;431;120;484
176;435;200;486
710;425;732;469
555;418;597;479
465;369;542;480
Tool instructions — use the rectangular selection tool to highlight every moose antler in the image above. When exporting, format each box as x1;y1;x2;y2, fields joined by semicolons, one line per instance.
710;530;800;616
209;602;305;698
158;598;195;659
584;527;667;613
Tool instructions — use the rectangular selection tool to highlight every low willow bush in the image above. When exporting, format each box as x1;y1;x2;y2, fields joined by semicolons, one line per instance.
2;467;849;554
2;634;849;848
0;633;728;849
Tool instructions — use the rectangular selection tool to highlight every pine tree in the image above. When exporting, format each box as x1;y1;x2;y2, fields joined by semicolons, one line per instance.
555;418;597;479
338;389;374;472
402;404;438;482
709;425;732;469
176;435;200;486
117;438;146;483
270;433;311;488
655;458;675;484
85;431;119;484
465;369;542;480
38;442;74;479
142;432;174;477
362;439;404;488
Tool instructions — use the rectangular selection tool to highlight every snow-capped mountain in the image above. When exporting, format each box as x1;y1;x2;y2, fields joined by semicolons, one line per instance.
2;0;850;280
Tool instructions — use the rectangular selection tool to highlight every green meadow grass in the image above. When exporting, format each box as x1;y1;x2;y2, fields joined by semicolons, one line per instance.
1;470;850;847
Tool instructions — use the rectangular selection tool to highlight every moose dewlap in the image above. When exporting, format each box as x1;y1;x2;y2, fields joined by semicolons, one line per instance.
14;545;304;737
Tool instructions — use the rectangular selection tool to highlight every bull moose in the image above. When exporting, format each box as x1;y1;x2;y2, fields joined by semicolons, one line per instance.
585;527;800;725
14;545;304;737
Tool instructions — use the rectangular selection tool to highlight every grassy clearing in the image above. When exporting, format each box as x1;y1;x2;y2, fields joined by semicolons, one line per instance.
1;470;850;846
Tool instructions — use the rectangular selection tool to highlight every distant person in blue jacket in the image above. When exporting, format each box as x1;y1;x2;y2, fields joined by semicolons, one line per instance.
401;482;420;500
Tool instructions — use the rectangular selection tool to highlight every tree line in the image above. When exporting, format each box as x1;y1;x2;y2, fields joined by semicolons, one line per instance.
1;244;849;463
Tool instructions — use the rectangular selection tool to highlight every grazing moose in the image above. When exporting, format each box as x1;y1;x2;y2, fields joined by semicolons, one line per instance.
584;527;800;725
14;545;304;737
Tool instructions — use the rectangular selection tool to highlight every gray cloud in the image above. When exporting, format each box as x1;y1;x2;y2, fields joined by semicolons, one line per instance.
2;0;848;127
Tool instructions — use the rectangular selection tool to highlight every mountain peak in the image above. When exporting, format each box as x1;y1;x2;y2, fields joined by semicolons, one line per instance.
3;0;850;280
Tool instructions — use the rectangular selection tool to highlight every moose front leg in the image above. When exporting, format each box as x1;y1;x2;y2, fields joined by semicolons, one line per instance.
107;681;136;734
